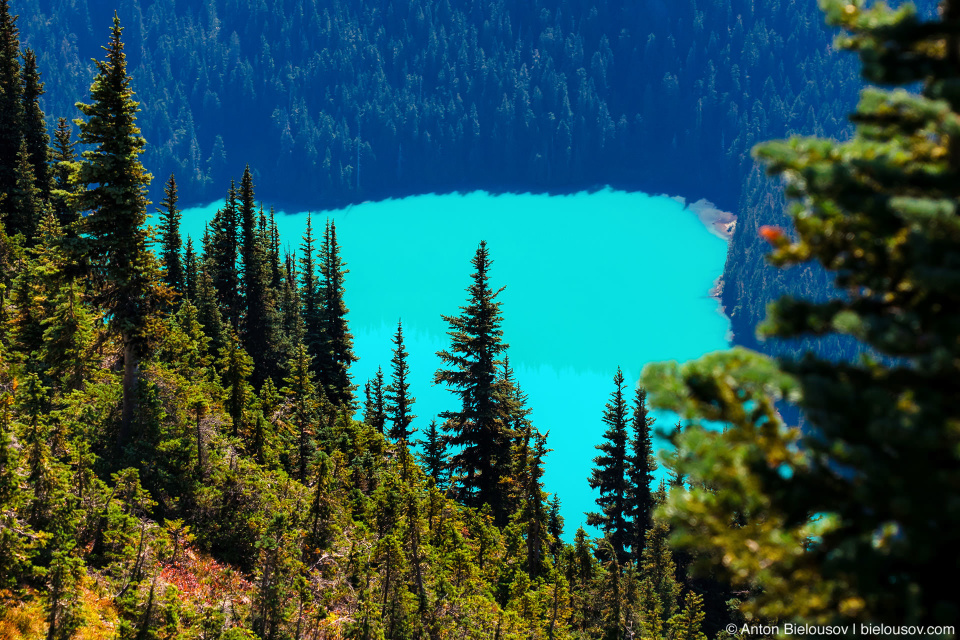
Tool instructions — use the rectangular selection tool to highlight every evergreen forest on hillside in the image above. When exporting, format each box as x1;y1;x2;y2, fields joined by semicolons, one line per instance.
17;0;942;361
2;0;959;638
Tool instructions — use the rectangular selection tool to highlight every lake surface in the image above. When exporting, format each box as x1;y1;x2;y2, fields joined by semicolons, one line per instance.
177;189;731;538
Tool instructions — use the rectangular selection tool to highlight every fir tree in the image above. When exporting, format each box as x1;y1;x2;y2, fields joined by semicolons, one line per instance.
219;328;254;439
435;240;512;518
238;167;279;384
75;14;167;444
8;136;42;240
298;213;322;360
0;0;23;199
640;517;682;626
626;385;657;562
520;427;551;579
282;342;319;483
386;319;416;443
209;181;241;328
417;418;448;486
49;118;79;225
21;48;50;201
267;208;282;289
643;0;960;626
317;219;356;407
599;539;623;640
41;276;95;393
43;489;85;640
547;495;564;557
668;592;708;640
368;366;386;435
587;367;631;563
278;251;303;359
183;235;198;302
157;174;183;294
0;387;33;594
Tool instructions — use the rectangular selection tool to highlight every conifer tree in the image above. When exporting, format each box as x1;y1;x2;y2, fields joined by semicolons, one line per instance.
49;118;79;225
41;277;95;393
547;496;564;554
305;451;336;560
626;385;656;561
277;251;302;350
209;182;241;328
298;213;322;359
368;366;386;435
641;516;682;627
21;48;50;200
43;488;85;640
386;319;416;443
9;211;65;374
219;328;254;439
520;427;551;579
195;248;226;356
183;235;197;302
238;167;279;384
8;136;42;240
668;592;708;640
157;174;183;294
417;418;448;486
282;342;319;482
587;367;631;563
435;240;511;517
75;14;167;443
599;539;624;640
267;208;282;289
318;219;356;406
0;387;32;594
0;0;23;199
643;0;960;627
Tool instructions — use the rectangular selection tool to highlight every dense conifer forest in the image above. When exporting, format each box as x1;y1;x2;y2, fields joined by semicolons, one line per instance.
16;0;885;356
2;0;959;638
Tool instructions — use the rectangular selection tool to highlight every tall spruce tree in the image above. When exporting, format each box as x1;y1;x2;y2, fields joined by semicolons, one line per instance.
219;327;254;439
75;14;166;444
520;427;551;579
318;219;356;407
643;0;960;627
20;48;50;201
299;213;322;361
238;166;278;384
183;235;197;302
209;181;241;328
195;233;226;356
279;251;304;355
157;174;183;294
434;240;511;519
418;418;448;486
9;136;41;240
586;367;631;563
368;366;387;435
625;386;656;561
267;208;282;289
50;118;79;225
283;342;319;483
386;319;416;443
0;0;22;201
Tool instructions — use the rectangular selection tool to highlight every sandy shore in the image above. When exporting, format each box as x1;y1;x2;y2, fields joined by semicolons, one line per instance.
687;198;737;241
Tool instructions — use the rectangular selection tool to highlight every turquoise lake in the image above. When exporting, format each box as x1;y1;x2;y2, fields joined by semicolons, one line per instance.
176;189;731;536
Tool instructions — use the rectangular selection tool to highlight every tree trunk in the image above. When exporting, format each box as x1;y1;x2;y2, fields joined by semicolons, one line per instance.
120;333;139;447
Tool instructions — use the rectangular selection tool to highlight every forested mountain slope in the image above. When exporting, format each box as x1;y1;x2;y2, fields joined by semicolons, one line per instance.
21;0;929;353
19;0;854;209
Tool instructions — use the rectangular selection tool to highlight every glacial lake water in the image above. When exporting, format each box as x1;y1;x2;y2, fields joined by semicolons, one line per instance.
176;189;731;537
